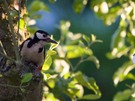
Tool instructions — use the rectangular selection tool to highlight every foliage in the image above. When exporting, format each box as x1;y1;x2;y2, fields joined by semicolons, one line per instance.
21;73;33;84
89;0;135;101
41;21;101;100
20;1;102;100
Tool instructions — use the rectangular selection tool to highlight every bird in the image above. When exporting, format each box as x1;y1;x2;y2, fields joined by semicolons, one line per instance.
20;30;57;71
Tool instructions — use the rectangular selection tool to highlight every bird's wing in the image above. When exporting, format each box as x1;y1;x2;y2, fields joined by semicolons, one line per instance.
19;38;31;53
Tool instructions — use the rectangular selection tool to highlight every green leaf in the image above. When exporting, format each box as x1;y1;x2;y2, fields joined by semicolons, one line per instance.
47;50;56;56
91;34;96;42
82;34;90;43
19;18;25;30
42;50;57;70
113;89;132;101
126;73;135;80
106;46;131;59
65;45;93;58
81;94;101;100
74;71;101;100
73;0;88;13
113;62;135;86
88;56;100;69
21;73;33;84
45;93;57;101
43;56;52;70
29;1;49;13
111;28;126;49
74;84;84;98
50;41;59;50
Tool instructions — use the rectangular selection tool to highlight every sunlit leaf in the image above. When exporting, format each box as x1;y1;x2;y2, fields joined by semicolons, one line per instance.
21;73;33;84
52;77;79;99
82;34;90;43
113;62;135;86
126;73;135;80
106;46;131;59
47;79;56;88
74;71;101;100
45;93;57;101
88;56;100;69
65;45;93;58
100;2;109;14
74;84;84;98
47;50;56;56
73;0;88;13
91;34;96;42
113;89;132;101
29;1;49;13
81;94;101;100
19;18;25;30
42;49;57;70
43;56;52;70
111;24;127;50
60;21;70;33
54;60;70;76
91;1;121;25
50;41;59;50
66;86;79;98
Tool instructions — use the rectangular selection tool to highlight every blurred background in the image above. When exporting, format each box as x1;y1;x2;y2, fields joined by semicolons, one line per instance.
25;0;135;101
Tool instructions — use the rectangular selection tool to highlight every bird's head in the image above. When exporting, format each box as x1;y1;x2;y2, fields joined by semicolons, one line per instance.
34;30;57;44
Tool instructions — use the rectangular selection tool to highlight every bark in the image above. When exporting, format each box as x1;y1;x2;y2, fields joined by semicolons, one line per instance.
0;0;43;101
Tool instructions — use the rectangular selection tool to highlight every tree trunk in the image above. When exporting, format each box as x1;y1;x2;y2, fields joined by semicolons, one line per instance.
0;0;43;101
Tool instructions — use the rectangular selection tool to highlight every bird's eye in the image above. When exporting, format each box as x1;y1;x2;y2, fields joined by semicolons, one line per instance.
43;35;46;37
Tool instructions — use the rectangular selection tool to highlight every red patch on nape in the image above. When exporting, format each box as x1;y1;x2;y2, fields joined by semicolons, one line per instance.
38;66;42;71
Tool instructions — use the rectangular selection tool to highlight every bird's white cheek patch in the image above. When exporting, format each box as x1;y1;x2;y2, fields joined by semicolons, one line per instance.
132;54;135;63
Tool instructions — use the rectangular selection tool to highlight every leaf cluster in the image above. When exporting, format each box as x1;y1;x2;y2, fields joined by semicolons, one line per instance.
90;0;135;100
41;21;102;100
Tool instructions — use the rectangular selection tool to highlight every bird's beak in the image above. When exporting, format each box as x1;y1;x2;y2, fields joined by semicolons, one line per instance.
46;38;57;44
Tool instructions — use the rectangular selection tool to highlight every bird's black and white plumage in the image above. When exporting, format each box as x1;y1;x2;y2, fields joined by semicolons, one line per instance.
20;30;57;70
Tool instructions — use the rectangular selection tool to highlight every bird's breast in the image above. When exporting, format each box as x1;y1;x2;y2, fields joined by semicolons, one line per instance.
21;40;45;66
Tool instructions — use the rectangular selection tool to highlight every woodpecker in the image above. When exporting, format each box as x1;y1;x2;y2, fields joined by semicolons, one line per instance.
20;30;57;71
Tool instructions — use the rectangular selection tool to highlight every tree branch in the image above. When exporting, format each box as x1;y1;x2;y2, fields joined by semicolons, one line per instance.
0;83;29;88
3;0;20;62
17;0;21;44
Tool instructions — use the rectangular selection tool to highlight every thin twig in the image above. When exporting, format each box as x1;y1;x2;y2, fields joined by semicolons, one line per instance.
73;57;83;71
3;0;20;62
65;58;74;71
73;57;89;72
17;0;21;44
0;51;16;63
0;83;29;88
0;41;7;56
